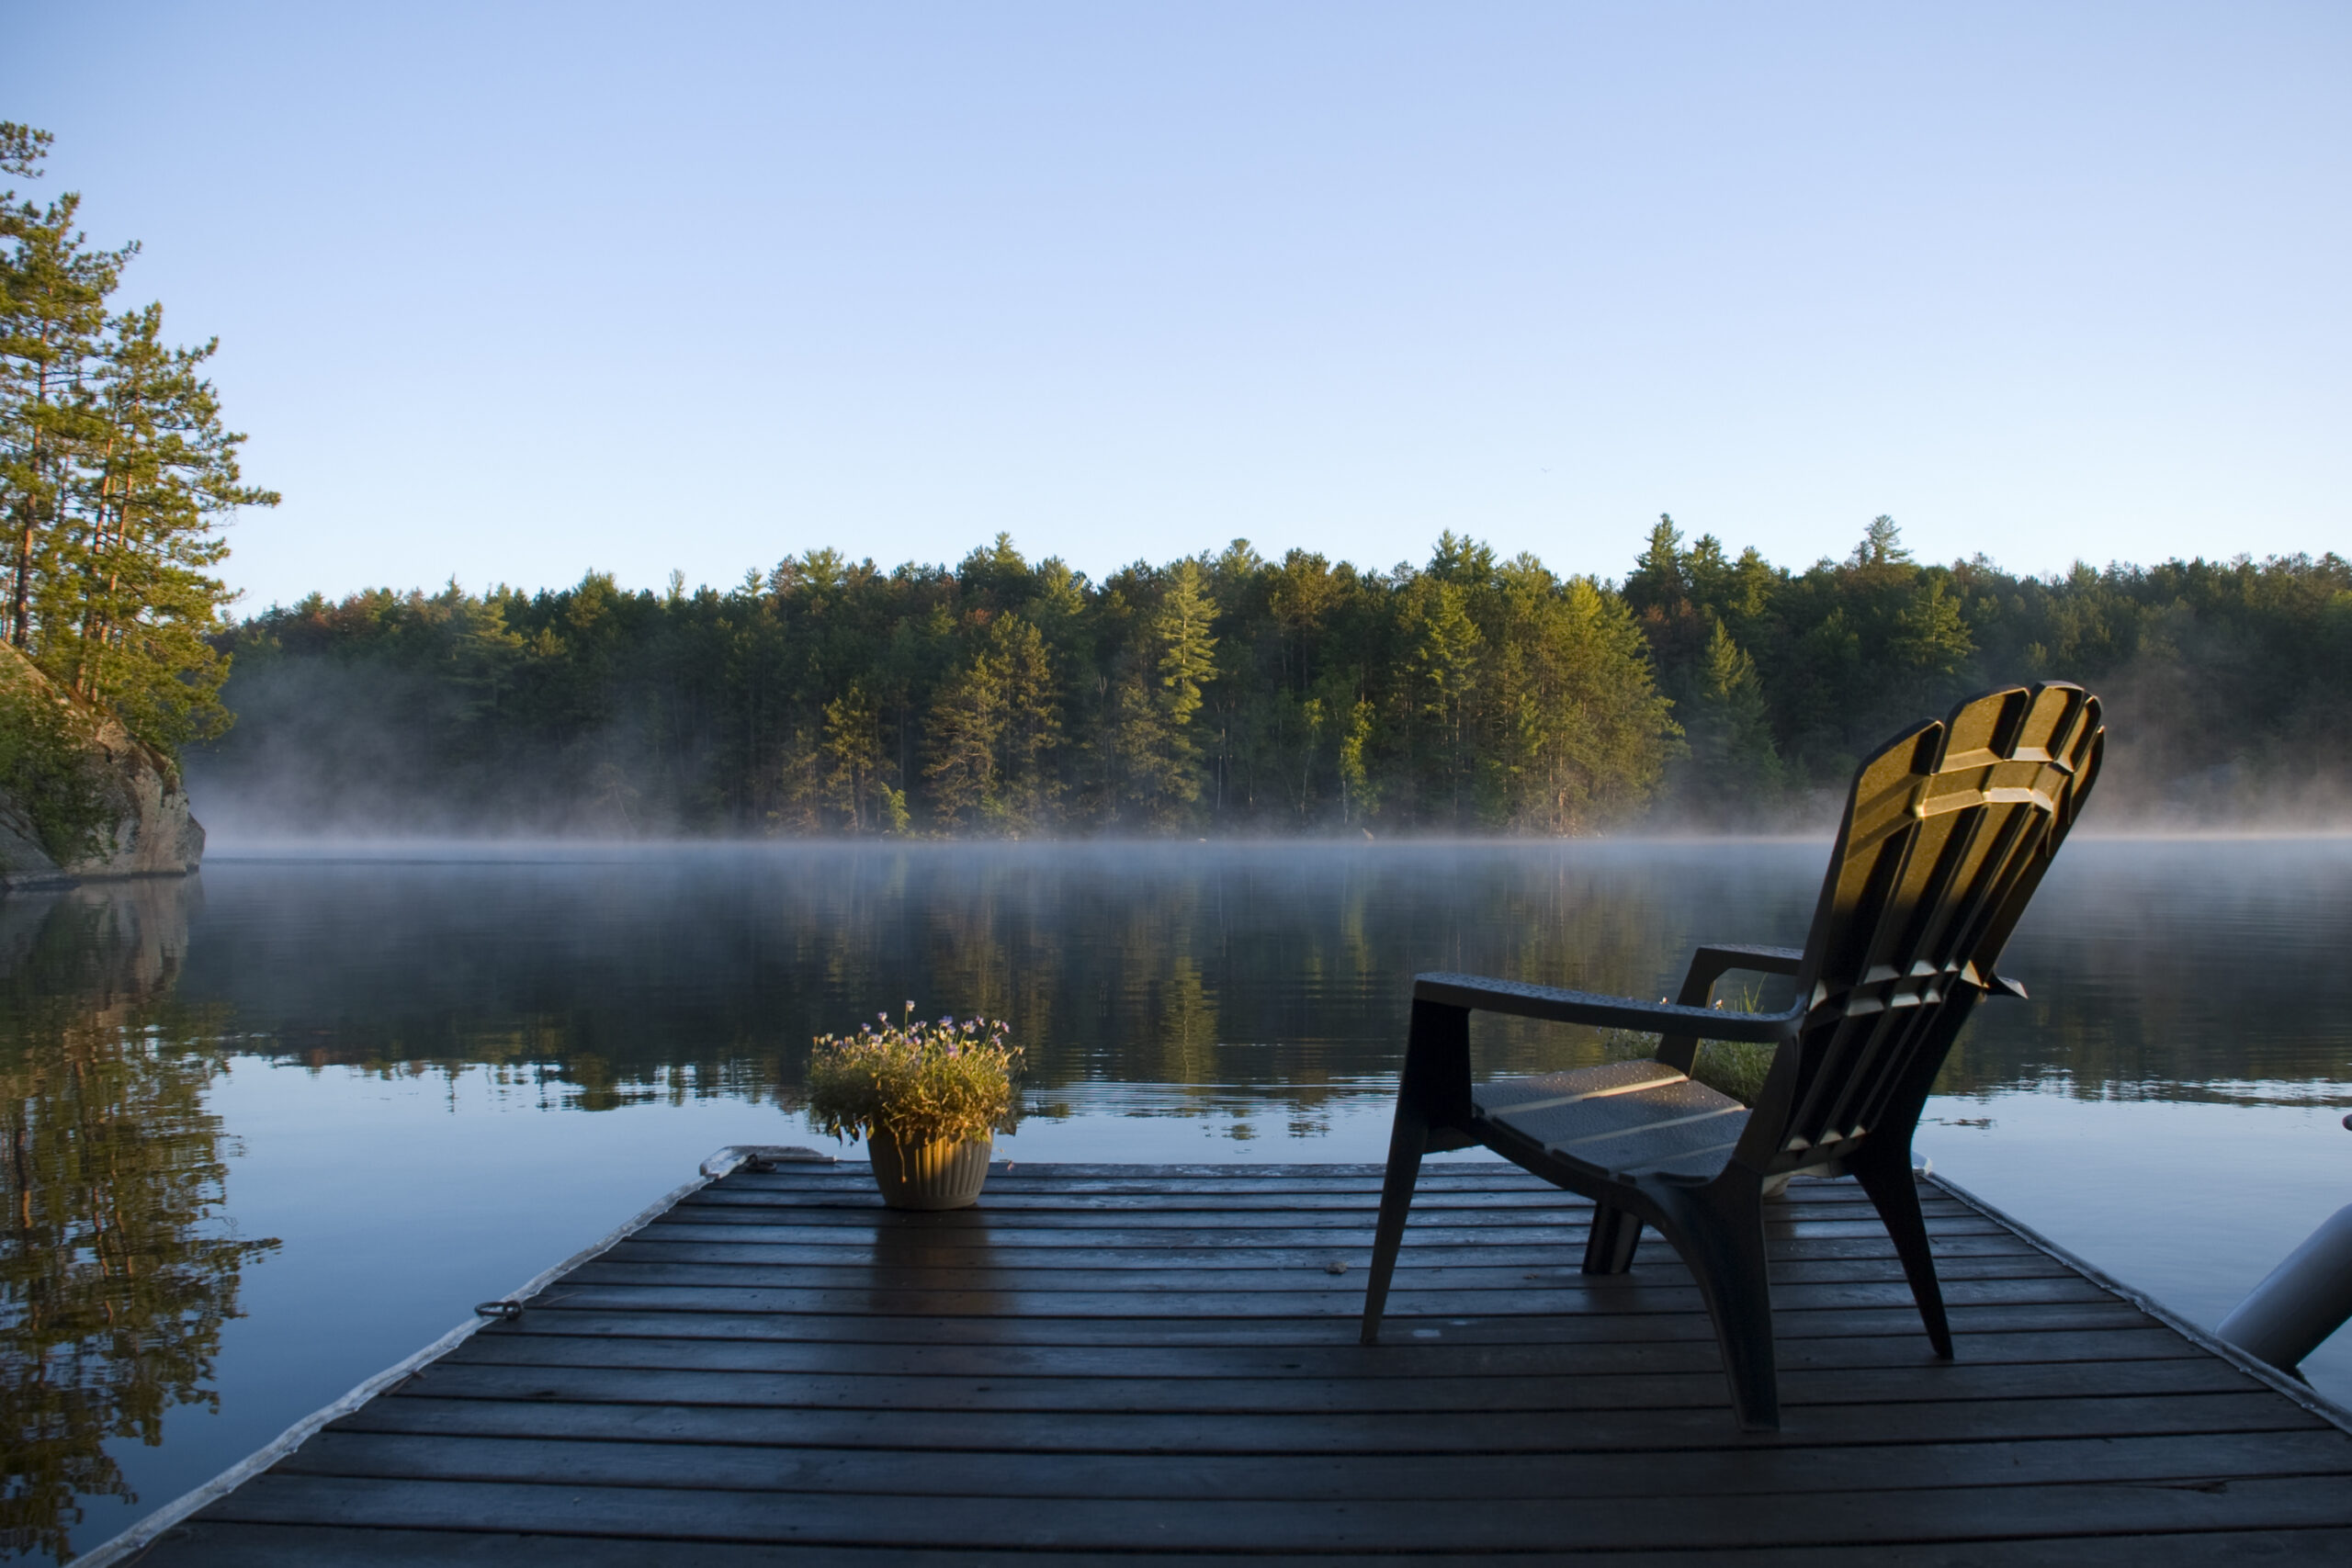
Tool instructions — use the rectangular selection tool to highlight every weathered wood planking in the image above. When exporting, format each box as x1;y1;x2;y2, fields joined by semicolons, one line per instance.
136;1162;2352;1564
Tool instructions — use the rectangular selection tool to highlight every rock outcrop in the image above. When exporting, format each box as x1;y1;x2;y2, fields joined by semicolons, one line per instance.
0;789;71;887
0;645;204;891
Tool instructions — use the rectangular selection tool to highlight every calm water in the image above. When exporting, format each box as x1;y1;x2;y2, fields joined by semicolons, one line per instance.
6;839;2352;1561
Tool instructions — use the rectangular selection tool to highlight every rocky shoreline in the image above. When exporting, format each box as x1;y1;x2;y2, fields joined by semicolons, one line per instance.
1;647;205;892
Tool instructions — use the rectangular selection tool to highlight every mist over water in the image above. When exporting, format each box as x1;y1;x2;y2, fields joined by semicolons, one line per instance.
6;838;2350;1560
154;837;2352;1098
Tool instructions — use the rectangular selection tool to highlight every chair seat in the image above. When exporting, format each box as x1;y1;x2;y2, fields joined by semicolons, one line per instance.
1476;1058;1749;1183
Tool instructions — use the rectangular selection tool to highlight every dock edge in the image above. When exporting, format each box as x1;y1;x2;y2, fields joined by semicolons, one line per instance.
1928;1169;2352;1438
72;1144;835;1568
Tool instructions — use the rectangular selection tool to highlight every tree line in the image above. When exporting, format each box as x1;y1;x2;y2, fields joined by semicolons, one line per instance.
198;522;2352;837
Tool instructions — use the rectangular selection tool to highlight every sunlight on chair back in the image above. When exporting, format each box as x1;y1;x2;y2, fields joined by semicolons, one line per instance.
1761;682;2104;1168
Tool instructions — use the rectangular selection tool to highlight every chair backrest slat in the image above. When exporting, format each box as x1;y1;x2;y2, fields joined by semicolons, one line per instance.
1758;683;2101;1165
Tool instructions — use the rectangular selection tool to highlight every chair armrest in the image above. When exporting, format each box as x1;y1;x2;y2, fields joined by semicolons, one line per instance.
1687;943;1804;982
1659;943;1807;1070
1412;973;1802;1043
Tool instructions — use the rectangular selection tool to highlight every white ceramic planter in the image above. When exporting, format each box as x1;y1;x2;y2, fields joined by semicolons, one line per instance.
865;1128;992;1210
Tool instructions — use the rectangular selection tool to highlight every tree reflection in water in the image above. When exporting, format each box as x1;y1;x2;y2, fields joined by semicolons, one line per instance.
136;840;2352;1123
0;881;277;1562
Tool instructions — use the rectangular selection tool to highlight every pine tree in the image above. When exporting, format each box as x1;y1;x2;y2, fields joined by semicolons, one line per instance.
0;125;273;751
52;304;276;746
1849;513;1912;570
923;639;1006;829
1405;577;1484;821
1623;513;1688;616
2;124;130;653
992;615;1063;831
924;613;1063;833
1488;559;1678;833
821;683;905;833
1684;616;1785;820
1116;559;1218;828
1335;696;1377;826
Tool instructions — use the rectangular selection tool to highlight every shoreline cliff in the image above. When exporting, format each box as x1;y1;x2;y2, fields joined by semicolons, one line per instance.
0;645;204;892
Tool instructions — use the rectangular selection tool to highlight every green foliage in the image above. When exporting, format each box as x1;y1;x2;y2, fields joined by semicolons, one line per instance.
926;611;1062;833
1;124;273;759
201;532;1686;837
0;654;110;864
805;1007;1023;1146
1628;514;2352;824
197;519;2352;836
1678;617;1784;823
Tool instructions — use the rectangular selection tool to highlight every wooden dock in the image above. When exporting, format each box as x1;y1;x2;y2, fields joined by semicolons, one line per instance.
123;1158;2352;1564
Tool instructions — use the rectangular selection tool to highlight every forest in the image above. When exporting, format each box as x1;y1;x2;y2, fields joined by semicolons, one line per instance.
194;520;2352;837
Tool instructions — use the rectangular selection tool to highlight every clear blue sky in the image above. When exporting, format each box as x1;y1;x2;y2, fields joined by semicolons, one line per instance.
10;2;2346;611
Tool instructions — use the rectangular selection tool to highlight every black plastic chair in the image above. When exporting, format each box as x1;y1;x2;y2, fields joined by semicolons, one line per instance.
1360;682;2104;1430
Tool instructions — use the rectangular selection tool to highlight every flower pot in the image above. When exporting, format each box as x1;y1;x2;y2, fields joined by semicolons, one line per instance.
865;1127;992;1210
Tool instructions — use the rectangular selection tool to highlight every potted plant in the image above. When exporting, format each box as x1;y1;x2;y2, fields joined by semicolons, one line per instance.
806;1004;1022;1210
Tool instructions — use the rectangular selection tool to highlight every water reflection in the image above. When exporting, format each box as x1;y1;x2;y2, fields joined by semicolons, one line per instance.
0;882;277;1562
865;1209;1013;1318
170;843;1758;1111
1945;840;2352;1102
171;840;2352;1110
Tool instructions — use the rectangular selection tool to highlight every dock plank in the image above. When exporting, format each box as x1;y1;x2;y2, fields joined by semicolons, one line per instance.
437;1324;2205;1377
135;1161;2352;1564
193;1472;2352;1551
116;1526;2352;1568
271;1427;2352;1500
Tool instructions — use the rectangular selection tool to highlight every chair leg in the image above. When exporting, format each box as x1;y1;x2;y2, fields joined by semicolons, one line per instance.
1853;1144;1952;1359
1659;1181;1780;1432
1360;1104;1425;1344
1363;1000;1470;1346
1582;1203;1643;1274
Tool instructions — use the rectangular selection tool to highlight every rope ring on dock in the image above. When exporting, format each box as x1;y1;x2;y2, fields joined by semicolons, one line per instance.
472;1300;524;1321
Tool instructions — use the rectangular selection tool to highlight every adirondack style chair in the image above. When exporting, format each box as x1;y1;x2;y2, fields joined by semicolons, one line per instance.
1359;682;2104;1430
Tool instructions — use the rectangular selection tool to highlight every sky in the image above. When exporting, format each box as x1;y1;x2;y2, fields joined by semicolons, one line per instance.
7;1;2346;612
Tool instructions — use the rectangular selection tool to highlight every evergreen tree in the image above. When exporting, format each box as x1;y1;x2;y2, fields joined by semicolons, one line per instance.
2;124;129;653
990;615;1064;830
821;683;905;833
1403;576;1485;823
1114;559;1218;829
1682;616;1785;821
1335;696;1377;825
0;125;272;752
1489;561;1679;832
925;613;1062;833
1890;578;1973;691
1850;513;1912;570
923;638;1006;828
52;305;275;747
1623;513;1688;616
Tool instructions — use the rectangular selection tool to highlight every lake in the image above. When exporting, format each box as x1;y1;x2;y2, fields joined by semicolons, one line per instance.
6;838;2352;1562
